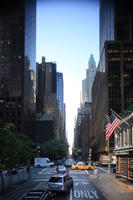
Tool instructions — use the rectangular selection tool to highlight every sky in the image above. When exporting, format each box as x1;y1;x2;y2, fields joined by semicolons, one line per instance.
37;0;99;149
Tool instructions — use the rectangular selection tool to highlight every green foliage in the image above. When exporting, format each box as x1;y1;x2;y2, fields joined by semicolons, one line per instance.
0;123;36;170
40;139;69;160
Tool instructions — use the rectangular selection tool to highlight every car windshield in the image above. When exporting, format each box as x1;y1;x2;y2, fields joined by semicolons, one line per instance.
66;161;72;164
49;177;62;183
58;166;65;169
78;162;86;166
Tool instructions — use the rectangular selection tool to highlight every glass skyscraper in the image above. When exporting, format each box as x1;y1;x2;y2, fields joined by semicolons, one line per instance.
0;0;36;135
56;72;64;111
91;0;133;158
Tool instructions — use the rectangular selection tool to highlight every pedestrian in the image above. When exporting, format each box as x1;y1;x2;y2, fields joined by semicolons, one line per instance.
27;165;30;179
56;165;58;175
66;170;69;177
94;167;98;179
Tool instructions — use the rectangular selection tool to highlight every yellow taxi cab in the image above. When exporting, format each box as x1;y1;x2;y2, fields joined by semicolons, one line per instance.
71;162;94;170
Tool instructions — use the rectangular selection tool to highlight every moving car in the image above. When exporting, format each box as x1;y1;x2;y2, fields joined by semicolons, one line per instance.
64;160;75;167
46;174;73;193
71;161;94;170
58;165;67;174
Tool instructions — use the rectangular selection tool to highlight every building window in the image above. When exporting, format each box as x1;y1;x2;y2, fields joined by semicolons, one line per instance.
125;130;127;146
118;133;120;147
123;130;125;146
132;127;133;145
120;132;123;147
115;133;119;148
129;127;132;146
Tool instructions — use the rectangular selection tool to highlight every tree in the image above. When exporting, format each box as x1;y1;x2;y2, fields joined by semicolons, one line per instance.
40;139;69;160
15;133;36;165
0;123;21;169
0;123;36;192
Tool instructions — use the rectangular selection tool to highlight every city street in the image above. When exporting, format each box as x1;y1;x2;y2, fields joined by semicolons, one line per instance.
32;167;106;200
1;166;133;200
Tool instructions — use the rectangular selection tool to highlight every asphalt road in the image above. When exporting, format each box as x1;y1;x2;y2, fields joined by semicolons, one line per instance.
31;166;106;200
1;166;107;200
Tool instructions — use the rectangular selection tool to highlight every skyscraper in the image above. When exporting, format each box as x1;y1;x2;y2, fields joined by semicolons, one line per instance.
87;54;96;103
99;0;133;114
36;57;64;142
56;72;66;141
56;72;64;111
91;0;133;158
0;0;36;136
81;54;96;105
36;57;57;113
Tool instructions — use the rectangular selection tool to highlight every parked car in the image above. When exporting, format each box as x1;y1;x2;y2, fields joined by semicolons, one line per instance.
7;168;18;175
71;161;94;170
46;174;73;193
20;190;55;200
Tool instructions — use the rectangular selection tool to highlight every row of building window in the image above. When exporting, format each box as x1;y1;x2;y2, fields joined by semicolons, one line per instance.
115;126;133;148
108;49;133;54
108;57;133;62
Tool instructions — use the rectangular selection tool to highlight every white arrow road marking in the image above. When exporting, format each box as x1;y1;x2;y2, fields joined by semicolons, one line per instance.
74;182;90;186
82;182;89;185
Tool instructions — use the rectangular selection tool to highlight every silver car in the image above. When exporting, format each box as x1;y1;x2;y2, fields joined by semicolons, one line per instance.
46;174;73;193
58;165;67;174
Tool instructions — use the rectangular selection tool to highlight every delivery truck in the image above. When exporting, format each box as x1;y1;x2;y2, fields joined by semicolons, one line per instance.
34;157;54;167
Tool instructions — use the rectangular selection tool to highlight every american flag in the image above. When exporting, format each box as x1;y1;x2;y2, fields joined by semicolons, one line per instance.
106;113;121;141
105;115;111;141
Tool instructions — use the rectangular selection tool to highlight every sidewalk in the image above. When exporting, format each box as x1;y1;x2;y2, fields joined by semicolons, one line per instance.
92;167;133;200
0;180;38;200
98;167;133;190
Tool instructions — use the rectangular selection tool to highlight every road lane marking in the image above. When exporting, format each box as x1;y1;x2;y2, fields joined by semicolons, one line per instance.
73;190;99;199
73;179;90;181
38;168;48;174
97;167;107;173
75;182;90;186
91;191;99;199
85;170;89;174
33;178;49;181
70;188;72;200
80;190;88;198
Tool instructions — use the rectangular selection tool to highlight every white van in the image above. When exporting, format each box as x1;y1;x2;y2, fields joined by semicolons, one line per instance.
34;157;54;167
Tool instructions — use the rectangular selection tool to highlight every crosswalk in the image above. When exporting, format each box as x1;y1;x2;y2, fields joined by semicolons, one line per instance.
38;167;90;175
32;167;90;182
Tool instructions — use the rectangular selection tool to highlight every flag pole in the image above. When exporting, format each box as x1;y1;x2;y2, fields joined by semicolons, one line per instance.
107;139;110;173
110;108;129;126
106;113;121;130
